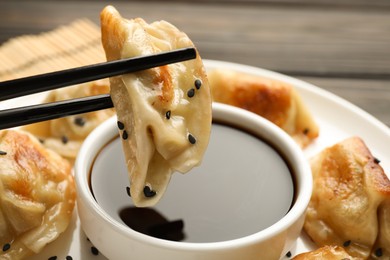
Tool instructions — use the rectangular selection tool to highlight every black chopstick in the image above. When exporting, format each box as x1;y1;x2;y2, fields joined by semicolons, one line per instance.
0;47;196;101
0;94;113;130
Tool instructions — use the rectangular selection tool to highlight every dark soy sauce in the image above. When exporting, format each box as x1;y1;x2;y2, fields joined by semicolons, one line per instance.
119;207;185;241
91;122;295;243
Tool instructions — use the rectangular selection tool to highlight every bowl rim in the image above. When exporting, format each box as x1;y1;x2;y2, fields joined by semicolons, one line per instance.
74;102;312;251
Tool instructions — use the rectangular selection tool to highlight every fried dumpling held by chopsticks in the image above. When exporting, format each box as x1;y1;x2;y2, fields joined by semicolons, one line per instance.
208;69;319;148
304;136;390;259
100;6;212;207
0;130;76;259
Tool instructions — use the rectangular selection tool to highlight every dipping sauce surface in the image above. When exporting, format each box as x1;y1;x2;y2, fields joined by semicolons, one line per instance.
91;123;294;243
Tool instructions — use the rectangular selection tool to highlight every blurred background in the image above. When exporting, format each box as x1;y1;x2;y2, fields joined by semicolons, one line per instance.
1;0;389;126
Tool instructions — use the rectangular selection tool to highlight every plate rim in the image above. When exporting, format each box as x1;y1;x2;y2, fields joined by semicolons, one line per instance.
19;59;390;259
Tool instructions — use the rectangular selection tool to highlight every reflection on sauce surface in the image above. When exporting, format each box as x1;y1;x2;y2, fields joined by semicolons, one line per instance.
119;207;185;241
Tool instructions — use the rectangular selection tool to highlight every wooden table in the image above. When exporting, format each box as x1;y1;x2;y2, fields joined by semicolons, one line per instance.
0;0;389;127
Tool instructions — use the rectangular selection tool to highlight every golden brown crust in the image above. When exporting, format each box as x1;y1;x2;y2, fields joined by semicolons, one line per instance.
210;69;292;126
0;130;76;259
304;136;390;259
154;65;174;109
208;69;319;148
100;5;126;61
292;245;358;260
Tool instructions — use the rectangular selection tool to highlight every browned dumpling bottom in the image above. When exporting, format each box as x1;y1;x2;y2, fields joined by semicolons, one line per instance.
304;136;390;259
0;129;76;259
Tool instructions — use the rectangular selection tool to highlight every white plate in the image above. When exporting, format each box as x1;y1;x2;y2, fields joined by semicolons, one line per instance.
3;59;389;260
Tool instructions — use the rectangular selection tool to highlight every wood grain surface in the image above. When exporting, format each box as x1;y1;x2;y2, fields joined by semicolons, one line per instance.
0;0;389;126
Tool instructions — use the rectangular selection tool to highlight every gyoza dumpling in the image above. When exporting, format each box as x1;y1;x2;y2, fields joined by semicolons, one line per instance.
22;79;115;162
292;246;358;260
100;6;212;207
0;130;76;259
208;69;319;148
304;136;390;259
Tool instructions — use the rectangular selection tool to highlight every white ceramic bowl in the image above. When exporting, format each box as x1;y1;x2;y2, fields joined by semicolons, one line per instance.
75;102;312;260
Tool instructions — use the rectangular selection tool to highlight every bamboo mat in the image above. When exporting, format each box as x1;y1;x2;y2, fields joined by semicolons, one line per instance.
0;20;114;162
0;19;104;81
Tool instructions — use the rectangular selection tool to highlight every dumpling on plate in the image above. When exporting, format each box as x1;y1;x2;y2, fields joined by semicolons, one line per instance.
304;136;390;259
100;6;212;207
208;69;319;148
22;79;115;162
0;129;76;259
292;245;358;260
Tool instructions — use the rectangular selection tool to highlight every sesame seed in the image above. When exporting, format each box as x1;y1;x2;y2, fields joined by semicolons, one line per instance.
91;246;99;255
48;256;57;260
165;110;171;120
375;248;383;257
66;256;73;260
117;121;125;130
143;186;157;198
61;135;69;144
2;243;10;252
0;150;7;155
194;79;202;89
187;88;195;98
74;117;86;127
126;186;131;197
122;130;128;140
285;251;292;258
343;240;351;247
188;134;196;144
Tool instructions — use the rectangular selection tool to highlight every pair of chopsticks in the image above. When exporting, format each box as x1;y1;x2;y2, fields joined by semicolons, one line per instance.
0;47;196;130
